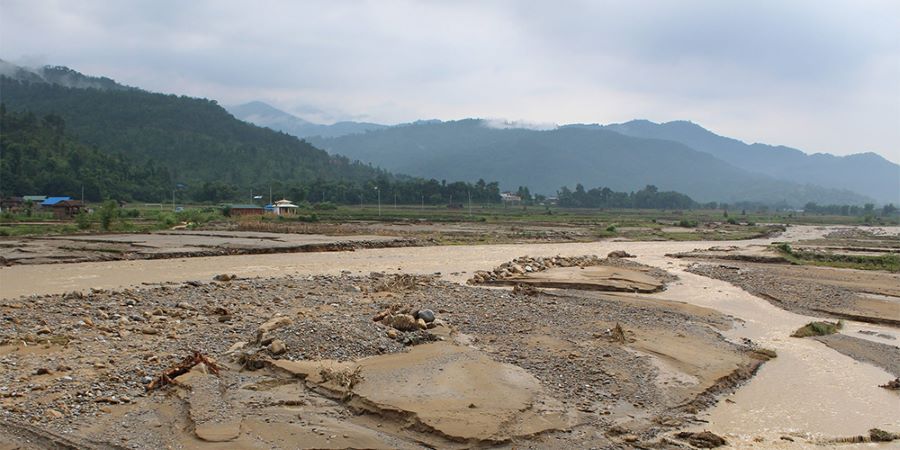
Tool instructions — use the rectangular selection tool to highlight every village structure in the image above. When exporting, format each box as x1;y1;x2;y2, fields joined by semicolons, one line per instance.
0;195;85;219
227;199;299;216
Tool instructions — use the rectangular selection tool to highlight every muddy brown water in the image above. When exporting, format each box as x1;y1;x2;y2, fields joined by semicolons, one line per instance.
1;225;898;445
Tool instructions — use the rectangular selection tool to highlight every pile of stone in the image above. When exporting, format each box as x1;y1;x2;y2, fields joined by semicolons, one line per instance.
225;315;293;369
468;255;604;284
372;305;440;334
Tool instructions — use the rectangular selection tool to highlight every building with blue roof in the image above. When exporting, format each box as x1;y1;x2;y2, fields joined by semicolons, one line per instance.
41;197;72;206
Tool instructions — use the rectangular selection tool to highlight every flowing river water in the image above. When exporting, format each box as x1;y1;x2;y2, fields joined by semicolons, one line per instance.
1;225;898;446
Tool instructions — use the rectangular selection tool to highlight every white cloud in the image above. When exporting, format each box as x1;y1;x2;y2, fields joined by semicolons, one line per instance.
1;0;898;162
482;118;558;131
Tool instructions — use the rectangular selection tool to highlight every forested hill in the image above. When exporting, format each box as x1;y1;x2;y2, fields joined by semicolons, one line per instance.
601;120;900;204
0;107;171;201
0;59;131;91
0;69;384;191
310;119;871;206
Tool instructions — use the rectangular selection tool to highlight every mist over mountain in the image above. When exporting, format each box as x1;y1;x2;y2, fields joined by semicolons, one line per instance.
602;120;900;204
310;119;871;206
0;59;131;91
227;101;387;139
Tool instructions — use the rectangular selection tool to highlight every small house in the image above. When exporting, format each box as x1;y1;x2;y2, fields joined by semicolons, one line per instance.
0;196;24;213
270;199;299;216
51;200;84;219
229;204;265;216
40;197;72;208
500;192;522;204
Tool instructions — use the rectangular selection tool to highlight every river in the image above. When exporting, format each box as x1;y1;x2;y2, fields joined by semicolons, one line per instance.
1;225;897;445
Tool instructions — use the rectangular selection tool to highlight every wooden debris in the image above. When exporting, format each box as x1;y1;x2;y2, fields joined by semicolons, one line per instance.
146;351;221;391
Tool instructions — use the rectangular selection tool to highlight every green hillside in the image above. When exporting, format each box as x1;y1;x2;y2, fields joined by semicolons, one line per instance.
0;107;171;201
0;73;383;191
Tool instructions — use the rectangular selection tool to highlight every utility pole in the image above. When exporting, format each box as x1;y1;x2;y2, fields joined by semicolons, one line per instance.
468;191;472;217
269;186;272;204
81;185;84;204
172;189;176;211
375;186;381;217
421;194;424;211
394;193;397;209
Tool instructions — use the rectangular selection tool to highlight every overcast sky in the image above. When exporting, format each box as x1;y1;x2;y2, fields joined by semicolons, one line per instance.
2;0;898;162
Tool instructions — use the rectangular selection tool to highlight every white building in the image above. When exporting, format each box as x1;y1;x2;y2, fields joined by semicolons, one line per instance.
270;199;299;216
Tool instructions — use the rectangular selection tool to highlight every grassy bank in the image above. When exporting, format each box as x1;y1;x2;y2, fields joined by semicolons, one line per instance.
774;243;900;272
1;202;894;241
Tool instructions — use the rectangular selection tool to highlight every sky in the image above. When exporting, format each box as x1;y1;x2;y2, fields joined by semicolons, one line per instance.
1;0;899;163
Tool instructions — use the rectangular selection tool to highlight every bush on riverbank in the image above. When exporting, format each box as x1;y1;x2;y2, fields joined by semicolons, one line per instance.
791;321;843;338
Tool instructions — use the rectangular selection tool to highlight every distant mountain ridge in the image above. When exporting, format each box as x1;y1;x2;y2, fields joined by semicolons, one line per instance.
310;119;871;206
601;120;899;204
227;101;387;139
1;60;891;206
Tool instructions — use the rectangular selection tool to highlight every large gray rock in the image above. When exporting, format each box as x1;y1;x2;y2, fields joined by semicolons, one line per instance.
416;309;436;323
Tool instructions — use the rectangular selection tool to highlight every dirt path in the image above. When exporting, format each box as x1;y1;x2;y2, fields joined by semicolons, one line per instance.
2;225;898;445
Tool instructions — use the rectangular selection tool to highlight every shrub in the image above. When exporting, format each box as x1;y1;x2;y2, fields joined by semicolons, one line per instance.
678;219;698;228
726;217;738;225
792;321;843;337
605;224;617;232
775;243;793;255
75;211;92;230
158;213;177;227
98;200;119;231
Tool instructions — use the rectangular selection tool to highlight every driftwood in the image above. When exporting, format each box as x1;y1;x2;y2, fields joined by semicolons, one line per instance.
146;351;221;391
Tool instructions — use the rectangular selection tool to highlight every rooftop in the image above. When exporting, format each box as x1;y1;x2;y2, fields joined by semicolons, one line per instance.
41;196;72;206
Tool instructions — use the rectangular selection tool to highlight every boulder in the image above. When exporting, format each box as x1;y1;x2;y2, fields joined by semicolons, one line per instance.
416;309;436;323
383;314;419;332
268;339;287;356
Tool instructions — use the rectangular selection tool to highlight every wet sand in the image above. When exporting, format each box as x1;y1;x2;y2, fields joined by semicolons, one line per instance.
0;230;411;265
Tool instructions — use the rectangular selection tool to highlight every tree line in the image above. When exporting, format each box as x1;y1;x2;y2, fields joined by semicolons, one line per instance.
803;202;897;217
190;176;502;205
556;184;696;209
